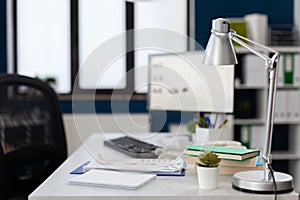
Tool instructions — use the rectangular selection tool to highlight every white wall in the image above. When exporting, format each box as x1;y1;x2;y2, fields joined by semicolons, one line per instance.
63;113;150;155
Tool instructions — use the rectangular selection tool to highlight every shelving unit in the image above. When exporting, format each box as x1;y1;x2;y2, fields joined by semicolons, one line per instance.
233;45;300;191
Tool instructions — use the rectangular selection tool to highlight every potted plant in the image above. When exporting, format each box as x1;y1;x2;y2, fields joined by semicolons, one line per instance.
44;76;57;90
196;151;221;189
34;76;57;90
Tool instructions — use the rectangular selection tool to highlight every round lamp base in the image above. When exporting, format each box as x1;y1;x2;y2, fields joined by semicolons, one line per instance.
232;170;294;194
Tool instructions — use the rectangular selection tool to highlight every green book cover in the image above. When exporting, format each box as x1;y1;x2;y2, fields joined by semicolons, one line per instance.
186;145;259;156
283;53;294;84
229;18;248;47
185;145;260;161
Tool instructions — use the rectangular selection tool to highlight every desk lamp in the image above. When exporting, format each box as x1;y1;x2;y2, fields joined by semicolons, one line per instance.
203;18;294;194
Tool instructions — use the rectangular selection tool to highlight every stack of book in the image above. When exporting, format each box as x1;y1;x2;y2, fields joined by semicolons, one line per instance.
184;145;262;174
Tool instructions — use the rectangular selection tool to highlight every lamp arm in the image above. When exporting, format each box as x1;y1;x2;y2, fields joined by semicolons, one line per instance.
229;31;275;69
230;30;280;181
230;30;277;53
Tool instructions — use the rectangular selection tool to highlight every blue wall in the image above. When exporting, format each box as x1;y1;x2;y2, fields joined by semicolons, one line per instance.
61;100;147;113
195;0;294;47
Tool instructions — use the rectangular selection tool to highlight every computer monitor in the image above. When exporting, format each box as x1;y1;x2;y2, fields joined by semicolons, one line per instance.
148;51;234;113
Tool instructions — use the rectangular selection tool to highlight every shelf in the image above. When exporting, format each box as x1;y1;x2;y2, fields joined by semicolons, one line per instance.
235;84;300;90
272;151;300;160
234;118;265;125
273;121;300;125
270;46;300;53
234;119;300;125
235;85;266;90
234;46;300;54
277;85;300;90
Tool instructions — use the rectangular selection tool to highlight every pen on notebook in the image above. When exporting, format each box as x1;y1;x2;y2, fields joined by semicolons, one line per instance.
205;116;212;128
218;119;230;129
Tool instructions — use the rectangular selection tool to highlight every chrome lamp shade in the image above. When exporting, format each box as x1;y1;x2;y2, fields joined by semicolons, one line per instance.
203;18;237;65
203;18;294;194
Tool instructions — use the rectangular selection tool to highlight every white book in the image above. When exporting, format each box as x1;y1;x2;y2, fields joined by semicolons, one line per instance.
250;125;265;150
277;55;285;87
68;169;156;190
242;54;267;87
294;54;300;86
288;90;300;122
274;90;287;123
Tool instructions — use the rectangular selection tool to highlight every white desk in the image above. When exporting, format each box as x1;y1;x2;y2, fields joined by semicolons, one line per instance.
29;133;299;200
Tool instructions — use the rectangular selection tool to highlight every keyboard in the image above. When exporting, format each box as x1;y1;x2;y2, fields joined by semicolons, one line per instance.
104;136;160;158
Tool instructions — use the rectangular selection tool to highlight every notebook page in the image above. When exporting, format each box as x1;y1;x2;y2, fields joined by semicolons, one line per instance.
68;169;156;190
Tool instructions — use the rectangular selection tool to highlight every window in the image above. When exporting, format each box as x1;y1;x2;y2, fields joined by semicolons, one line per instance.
134;0;188;93
78;0;126;90
16;0;71;93
10;0;191;96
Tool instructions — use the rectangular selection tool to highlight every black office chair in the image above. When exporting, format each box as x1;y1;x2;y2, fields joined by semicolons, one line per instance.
0;74;67;200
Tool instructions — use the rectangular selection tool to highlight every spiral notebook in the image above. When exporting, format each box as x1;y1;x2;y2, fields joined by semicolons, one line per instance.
68;169;156;190
83;158;185;174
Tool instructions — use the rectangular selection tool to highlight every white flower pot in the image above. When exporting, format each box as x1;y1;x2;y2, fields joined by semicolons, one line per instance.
196;165;220;189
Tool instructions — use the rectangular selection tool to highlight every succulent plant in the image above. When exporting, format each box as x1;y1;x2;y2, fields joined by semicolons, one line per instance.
197;151;221;167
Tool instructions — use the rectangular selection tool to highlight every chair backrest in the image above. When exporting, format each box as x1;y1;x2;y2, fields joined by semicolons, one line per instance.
0;74;67;200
